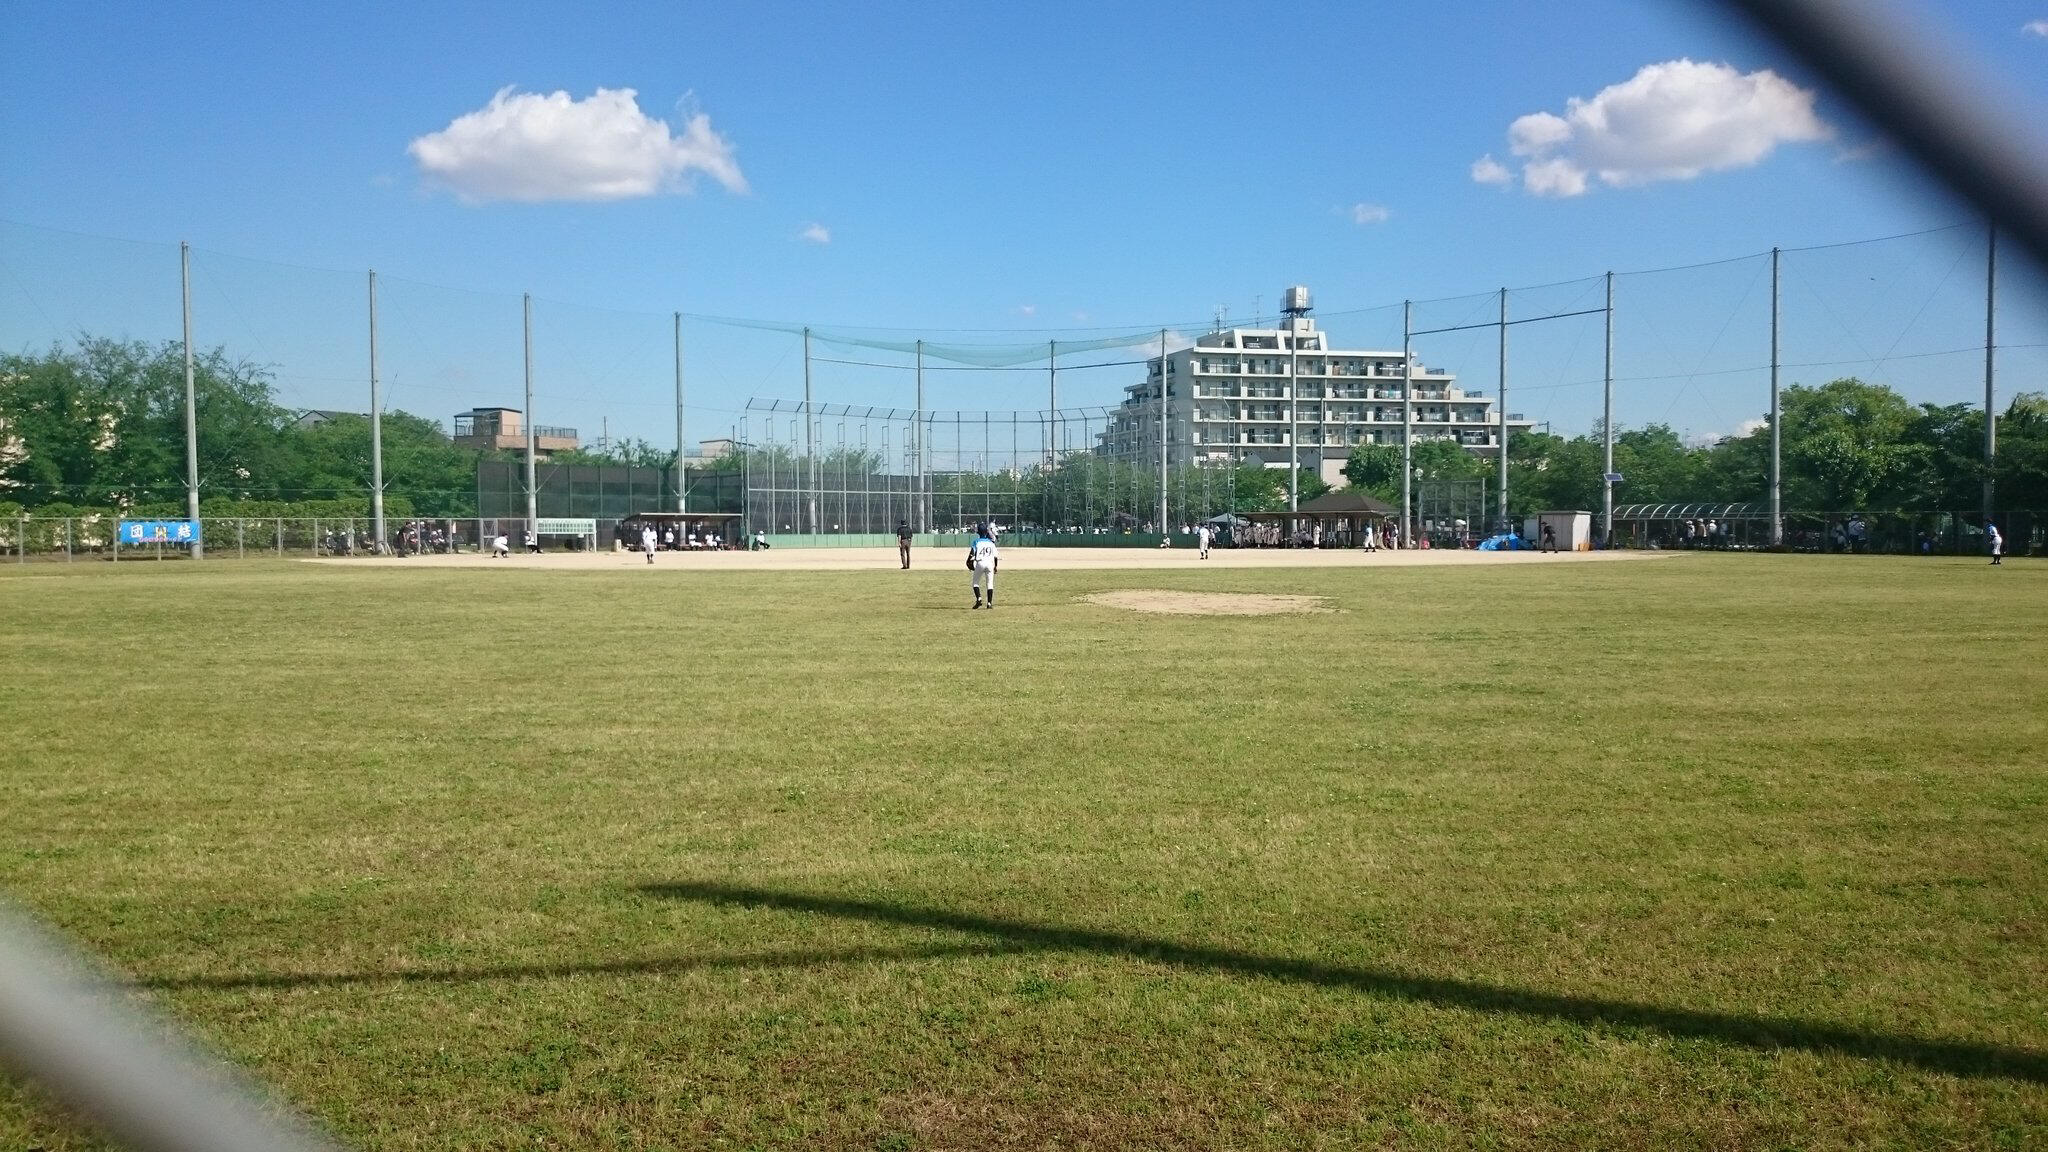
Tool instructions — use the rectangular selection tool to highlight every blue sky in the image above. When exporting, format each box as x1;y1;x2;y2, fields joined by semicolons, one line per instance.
4;0;2047;446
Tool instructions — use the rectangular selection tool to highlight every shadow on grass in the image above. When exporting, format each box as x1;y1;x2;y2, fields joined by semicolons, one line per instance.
638;881;2048;1086
138;942;1018;992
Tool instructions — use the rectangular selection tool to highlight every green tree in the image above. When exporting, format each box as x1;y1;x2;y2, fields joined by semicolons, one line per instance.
0;339;292;507
1901;402;1985;509
1995;392;2048;511
1780;378;1925;509
1341;442;1402;499
286;412;482;516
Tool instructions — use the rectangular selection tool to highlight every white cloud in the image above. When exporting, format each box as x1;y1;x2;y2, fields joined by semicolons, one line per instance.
409;87;745;203
1477;59;1829;198
1470;155;1512;185
1737;417;1769;437
1522;158;1588;198
1508;112;1573;156
1349;202;1391;225
2025;20;2048;37
800;223;830;244
1015;305;1036;317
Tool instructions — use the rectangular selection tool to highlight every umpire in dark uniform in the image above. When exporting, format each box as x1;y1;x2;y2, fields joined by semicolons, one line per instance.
897;520;913;569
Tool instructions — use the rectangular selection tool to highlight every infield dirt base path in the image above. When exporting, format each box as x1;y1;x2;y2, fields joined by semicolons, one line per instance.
315;546;1671;572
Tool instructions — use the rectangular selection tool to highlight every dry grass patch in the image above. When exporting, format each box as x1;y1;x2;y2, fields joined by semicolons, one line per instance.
1082;589;1333;615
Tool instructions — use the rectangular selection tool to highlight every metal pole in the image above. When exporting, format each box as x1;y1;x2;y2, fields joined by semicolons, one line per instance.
369;270;386;554
803;327;814;536
1984;225;1997;527
1158;329;1168;534
1770;248;1783;547
180;242;202;558
65;518;73;563
1602;271;1615;546
522;293;537;538
1289;317;1299;514
1048;340;1058;468
915;340;925;533
688;311;696;512
1401;301;1413;549
1497;287;1509;534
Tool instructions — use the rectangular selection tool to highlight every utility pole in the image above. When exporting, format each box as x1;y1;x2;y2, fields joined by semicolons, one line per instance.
1770;248;1783;547
1984;225;1997;528
369;270;386;553
675;312;687;515
180;242;203;557
1401;300;1413;549
523;294;536;537
1601;271;1614;546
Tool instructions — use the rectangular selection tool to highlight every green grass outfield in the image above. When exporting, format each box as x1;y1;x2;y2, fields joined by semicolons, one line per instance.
2;555;2044;1149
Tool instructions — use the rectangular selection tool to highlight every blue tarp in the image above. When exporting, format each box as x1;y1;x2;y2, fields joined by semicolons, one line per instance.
1477;533;1530;551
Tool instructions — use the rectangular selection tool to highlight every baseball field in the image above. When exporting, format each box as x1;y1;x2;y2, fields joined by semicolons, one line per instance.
1;549;2043;1149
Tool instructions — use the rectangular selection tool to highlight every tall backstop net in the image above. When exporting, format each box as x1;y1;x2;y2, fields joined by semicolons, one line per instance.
739;400;1256;535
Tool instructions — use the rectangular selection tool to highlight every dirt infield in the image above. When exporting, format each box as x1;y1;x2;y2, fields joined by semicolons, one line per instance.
1083;590;1334;615
313;546;1668;572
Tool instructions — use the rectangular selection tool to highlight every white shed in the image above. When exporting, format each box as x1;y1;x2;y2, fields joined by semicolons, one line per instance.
1522;510;1594;551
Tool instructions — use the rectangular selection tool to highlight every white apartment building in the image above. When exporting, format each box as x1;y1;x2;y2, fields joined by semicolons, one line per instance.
1101;288;1531;486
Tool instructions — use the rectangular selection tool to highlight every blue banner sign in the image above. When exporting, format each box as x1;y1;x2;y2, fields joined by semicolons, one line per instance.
119;519;201;545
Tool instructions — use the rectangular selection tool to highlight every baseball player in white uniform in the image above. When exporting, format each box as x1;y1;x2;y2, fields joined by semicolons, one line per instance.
968;524;999;609
640;524;658;564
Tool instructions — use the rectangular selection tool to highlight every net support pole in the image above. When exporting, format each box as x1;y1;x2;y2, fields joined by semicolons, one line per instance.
1048;340;1057;468
1497;287;1509;535
1601;271;1614;546
1158;329;1169;535
369;270;386;554
1401;300;1413;549
1983;225;1997;528
523;293;537;537
915;340;925;533
179;242;202;558
688;311;696;512
1288;321;1299;515
1769;248;1783;547
803;327;814;537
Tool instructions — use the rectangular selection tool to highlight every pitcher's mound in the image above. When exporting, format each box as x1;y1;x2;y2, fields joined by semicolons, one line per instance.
1083;590;1333;616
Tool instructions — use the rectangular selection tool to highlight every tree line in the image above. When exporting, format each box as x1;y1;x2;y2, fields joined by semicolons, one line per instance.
5;339;2042;523
0;338;686;520
1344;377;2048;517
